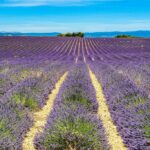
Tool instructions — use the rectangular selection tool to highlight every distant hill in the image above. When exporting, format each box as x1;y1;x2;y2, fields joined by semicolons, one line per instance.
85;31;150;38
0;31;150;38
0;32;60;37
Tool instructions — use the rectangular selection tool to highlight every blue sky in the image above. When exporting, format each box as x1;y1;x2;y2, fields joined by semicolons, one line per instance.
0;0;150;32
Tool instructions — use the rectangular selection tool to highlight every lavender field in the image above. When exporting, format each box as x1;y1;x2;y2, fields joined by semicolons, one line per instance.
0;36;150;150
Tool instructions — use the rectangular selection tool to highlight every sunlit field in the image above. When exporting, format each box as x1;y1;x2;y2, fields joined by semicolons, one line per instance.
0;36;150;149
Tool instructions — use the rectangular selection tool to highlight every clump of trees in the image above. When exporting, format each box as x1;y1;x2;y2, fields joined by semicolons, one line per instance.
115;34;137;38
58;32;84;37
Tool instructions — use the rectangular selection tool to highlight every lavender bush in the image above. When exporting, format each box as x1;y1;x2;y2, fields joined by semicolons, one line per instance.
35;64;109;150
90;62;150;149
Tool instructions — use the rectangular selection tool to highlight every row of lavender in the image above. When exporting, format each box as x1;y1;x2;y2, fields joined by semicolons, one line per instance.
90;61;150;149
109;62;150;97
0;37;150;62
35;64;109;150
0;36;150;149
0;59;69;149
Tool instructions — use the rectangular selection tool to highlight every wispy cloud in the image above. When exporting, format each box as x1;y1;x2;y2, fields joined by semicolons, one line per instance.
0;0;121;7
1;20;150;32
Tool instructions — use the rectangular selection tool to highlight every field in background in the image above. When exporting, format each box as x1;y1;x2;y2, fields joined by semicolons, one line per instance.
1;30;150;38
0;36;150;149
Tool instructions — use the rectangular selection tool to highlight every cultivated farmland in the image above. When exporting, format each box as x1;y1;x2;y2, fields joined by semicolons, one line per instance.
0;36;150;150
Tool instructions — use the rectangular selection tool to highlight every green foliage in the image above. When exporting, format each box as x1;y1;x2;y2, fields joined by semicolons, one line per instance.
43;118;102;150
0;120;15;140
141;107;150;140
58;32;84;37
0;79;5;96
0;79;4;85
144;125;150;140
138;108;150;115
11;93;38;111
121;93;147;108
115;34;137;38
14;108;26;119
64;94;92;109
42;87;102;149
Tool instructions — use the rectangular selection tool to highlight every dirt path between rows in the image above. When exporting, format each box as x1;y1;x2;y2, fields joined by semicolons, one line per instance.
22;72;68;150
88;67;126;150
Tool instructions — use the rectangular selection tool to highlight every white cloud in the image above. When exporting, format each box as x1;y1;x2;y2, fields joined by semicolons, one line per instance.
0;0;121;7
0;20;150;32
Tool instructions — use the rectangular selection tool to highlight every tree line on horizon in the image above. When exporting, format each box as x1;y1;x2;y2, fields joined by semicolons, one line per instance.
57;32;84;37
115;34;138;38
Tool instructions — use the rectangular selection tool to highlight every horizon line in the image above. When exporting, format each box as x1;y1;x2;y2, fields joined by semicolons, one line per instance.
0;30;150;33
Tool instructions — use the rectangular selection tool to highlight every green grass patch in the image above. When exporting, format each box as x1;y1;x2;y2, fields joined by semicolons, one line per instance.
0;120;15;141
43;118;102;150
11;93;38;111
124;93;147;108
64;94;92;109
138;108;150;115
0;79;5;96
144;125;150;140
0;79;5;85
11;69;31;82
14;108;25;119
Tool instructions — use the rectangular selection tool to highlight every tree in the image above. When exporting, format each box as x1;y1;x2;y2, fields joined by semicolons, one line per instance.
115;34;136;38
57;32;84;37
